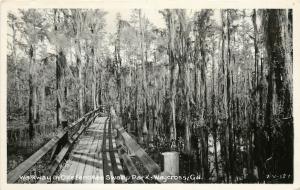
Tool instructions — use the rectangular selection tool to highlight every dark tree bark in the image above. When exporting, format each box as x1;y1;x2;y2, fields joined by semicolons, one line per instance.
28;45;34;140
56;51;67;127
211;40;219;181
263;9;293;177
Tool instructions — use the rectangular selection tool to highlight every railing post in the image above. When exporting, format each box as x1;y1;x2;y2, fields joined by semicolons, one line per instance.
62;120;68;129
62;120;68;142
50;120;68;161
162;152;179;176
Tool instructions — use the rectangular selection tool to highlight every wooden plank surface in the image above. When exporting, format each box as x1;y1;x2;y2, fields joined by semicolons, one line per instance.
7;107;106;184
73;123;99;183
91;118;107;183
101;118;110;183
58;135;91;183
81;117;106;183
58;117;107;183
105;121;114;183
39;113;101;183
53;115;130;184
69;113;100;143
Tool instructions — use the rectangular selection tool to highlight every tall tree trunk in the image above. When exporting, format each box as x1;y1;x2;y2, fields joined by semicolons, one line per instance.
263;9;293;177
98;73;102;106
56;50;67;127
28;77;34;140
40;79;45;114
33;86;39;122
252;9;263;181
170;63;177;140
139;9;149;143
177;10;191;155
78;57;84;116
134;61;139;137
199;37;210;180
11;20;22;110
92;47;97;110
115;17;123;119
220;10;230;182
53;9;65;128
211;41;219;181
166;10;177;141
245;70;254;180
74;20;84;116
184;63;191;154
226;10;235;182
28;45;34;140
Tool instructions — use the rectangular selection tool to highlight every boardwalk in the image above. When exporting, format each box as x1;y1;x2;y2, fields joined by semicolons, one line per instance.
7;107;180;184
57;116;125;183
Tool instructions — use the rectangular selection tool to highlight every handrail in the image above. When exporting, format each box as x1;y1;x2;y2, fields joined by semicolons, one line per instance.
7;105;107;183
110;107;181;183
7;130;67;183
110;108;161;175
38;111;101;183
69;107;102;129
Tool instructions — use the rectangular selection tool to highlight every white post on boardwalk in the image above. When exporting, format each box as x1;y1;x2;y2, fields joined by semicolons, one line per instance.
162;152;179;176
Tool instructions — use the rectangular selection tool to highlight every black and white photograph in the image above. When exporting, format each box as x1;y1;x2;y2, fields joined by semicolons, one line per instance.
1;3;296;186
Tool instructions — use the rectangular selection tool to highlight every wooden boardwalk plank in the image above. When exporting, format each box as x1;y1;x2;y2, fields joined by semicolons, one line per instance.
77;128;100;183
81;117;106;183
55;115;139;184
106;122;114;183
91;118;107;183
106;152;114;183
58;117;101;183
7;108;109;184
58;135;91;183
39;116;101;183
102;119;113;184
73;122;100;183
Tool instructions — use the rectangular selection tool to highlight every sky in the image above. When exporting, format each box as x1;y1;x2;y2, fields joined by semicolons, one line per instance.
7;9;226;37
104;9;166;34
103;9;224;35
7;9;255;62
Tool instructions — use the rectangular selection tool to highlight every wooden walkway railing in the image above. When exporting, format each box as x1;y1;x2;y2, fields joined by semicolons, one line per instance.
110;107;180;183
8;105;180;184
7;105;108;183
